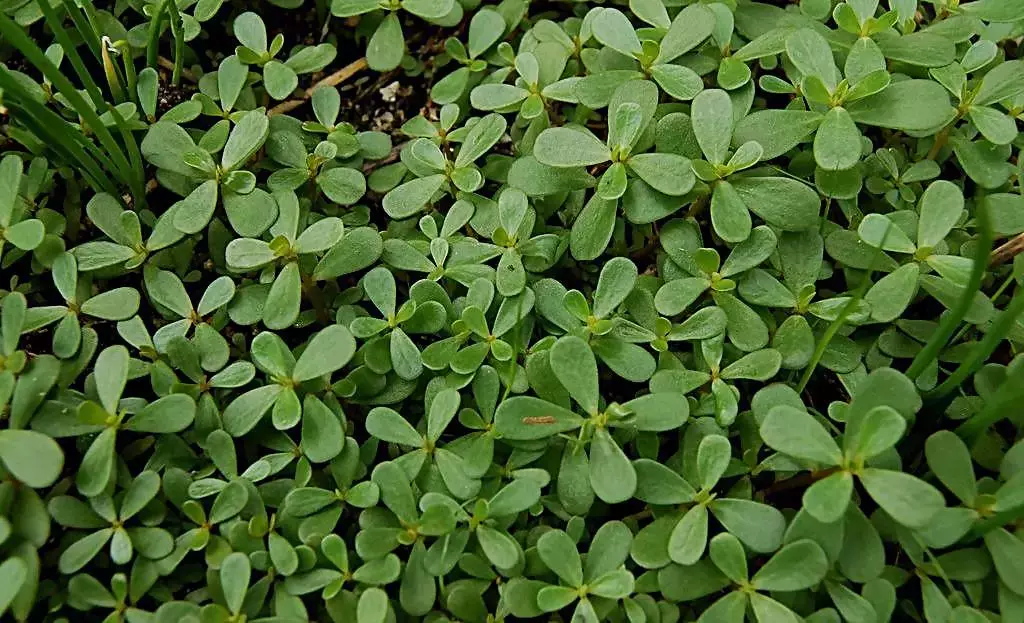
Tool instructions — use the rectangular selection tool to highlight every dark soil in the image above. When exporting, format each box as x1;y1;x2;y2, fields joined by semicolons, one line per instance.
156;81;197;116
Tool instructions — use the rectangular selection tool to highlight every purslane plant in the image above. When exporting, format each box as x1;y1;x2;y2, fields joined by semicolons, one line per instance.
1;0;1024;622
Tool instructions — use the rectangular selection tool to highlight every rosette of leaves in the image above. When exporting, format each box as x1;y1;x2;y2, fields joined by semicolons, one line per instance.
383;113;507;219
348;266;447;381
531;523;636;623
221;324;356;436
534;256;657;382
469;46;575;119
232;11;337;100
856;181;994;326
282;436;380;539
863;148;941;209
135;67;205;124
156;433;267;566
192;55;259;118
0;292;62;433
419;279;527;378
488;189;561;297
283;533;410;612
431;7;509;104
688;89;821;244
0;155;45;263
141;110;278;238
48;470;173;573
141;267;236;355
0;301;64;496
31;346;197;497
588;4;716;97
366;388;480;499
332;0;461;71
495;335;687;505
225;196;346;329
659;336;782;426
354;460;458;577
68;193;186;271
66;572;149;622
390;200;500;285
533;81;696;258
655;224;777;352
267;133;368;203
443;364;501;477
19;253;139;358
759;368;947;527
416;475;541;578
163;334;255;417
632;433;786;568
695;535;829;623
923;431;1024;600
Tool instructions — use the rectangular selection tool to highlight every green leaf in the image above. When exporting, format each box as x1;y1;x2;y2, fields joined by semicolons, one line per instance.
814;107;861;171
787;28;840;90
711;182;752;244
752;540;828;591
222;111;269;172
494;397;585;440
318;167;366;206
383;175;446;219
221;552;250;614
917;180;963;249
0;430;63;488
847;80;954;131
95;346;129;414
592;8;642;57
293;325;356;382
535;127;611;168
729;177;820;232
859;468;944;529
985;528;1024;596
550;336;600;414
803;471;854;524
668;505;708;565
865;264;920;323
263;262;302;329
657;4;716;63
590;428;636;504
537;529;583;587
223;385;283;436
925;431;977;506
367;14;405;72
760;406;842;466
691;89;734;165
844;406;906;461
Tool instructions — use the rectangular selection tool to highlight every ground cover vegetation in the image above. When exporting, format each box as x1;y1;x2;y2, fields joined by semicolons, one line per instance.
1;0;1024;621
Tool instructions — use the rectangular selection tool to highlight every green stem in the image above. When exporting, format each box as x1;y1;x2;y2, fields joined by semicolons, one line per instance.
926;289;1024;401
796;266;875;394
146;1;167;71
955;356;1024;442
301;275;330;325
906;203;994;380
164;0;185;86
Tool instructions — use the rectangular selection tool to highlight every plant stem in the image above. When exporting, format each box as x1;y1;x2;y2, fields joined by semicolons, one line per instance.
906;203;994;380
164;0;185;86
146;1;166;71
955;355;1024;442
927;290;1024;401
926;123;952;161
302;275;330;325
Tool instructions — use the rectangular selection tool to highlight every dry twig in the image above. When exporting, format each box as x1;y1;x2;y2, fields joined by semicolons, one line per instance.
268;57;369;117
990;232;1024;267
